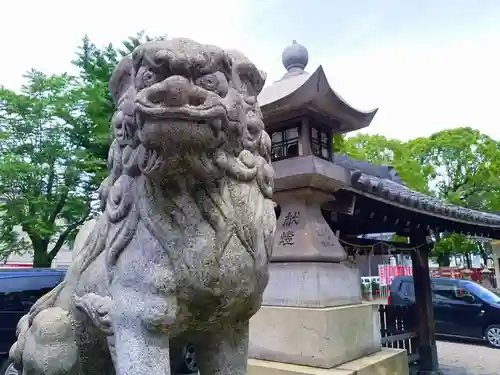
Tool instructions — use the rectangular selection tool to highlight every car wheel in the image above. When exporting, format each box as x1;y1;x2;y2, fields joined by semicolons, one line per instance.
0;361;19;375
180;343;197;374
485;325;500;348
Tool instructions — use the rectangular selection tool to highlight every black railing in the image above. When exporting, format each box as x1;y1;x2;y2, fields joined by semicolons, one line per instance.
378;304;419;364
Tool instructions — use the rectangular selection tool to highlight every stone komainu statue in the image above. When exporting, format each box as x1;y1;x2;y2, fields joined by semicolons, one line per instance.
9;38;276;375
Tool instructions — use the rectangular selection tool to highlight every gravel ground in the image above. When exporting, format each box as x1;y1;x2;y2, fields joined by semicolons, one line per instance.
438;339;500;375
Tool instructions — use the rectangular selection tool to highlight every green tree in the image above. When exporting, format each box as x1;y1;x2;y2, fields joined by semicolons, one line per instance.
409;128;500;266
343;133;434;194
0;32;166;266
0;71;101;266
432;233;478;268
407;127;500;211
343;128;500;266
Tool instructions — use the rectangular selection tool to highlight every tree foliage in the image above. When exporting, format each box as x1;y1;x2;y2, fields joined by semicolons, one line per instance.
343;127;500;265
0;31;162;266
0;71;98;266
343;133;434;194
407;127;500;211
432;233;477;267
407;128;500;264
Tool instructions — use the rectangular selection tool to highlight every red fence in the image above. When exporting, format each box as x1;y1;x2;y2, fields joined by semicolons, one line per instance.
378;265;413;286
377;265;496;288
0;264;32;268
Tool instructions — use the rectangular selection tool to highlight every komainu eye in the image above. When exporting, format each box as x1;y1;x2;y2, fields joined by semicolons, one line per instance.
197;74;219;91
142;69;156;85
135;67;157;90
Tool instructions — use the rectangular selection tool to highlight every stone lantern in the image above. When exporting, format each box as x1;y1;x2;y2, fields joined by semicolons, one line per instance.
248;41;397;372
255;40;378;309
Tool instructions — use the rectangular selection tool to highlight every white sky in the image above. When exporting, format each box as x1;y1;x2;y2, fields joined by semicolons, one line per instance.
1;0;500;141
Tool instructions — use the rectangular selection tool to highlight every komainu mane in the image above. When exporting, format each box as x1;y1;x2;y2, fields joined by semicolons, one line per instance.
9;38;276;375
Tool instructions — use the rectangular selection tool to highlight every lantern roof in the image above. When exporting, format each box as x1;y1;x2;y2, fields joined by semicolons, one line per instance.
258;40;378;132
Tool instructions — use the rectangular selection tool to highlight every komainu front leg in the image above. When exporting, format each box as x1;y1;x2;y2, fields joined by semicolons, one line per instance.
113;321;171;375
110;289;176;375
196;320;249;375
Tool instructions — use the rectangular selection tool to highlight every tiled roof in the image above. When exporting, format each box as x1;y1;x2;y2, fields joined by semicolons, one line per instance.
331;154;500;228
348;170;500;228
332;154;403;183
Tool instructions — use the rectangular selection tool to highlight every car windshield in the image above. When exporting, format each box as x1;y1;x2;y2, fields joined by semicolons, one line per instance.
464;281;500;304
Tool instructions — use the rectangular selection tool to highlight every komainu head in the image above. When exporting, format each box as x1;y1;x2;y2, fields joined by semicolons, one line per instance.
105;37;273;199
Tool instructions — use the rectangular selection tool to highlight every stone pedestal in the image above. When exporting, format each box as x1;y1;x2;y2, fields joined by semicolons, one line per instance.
262;262;361;307
248;349;409;375
250;186;410;375
249;304;380;368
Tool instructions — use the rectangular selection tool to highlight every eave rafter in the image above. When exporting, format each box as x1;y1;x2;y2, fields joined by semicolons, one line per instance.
329;188;500;240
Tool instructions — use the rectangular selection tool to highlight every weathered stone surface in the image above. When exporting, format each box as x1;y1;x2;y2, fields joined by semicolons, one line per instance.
335;349;408;375
71;218;97;260
10;38;275;375
262;262;362;307
249;304;381;368
273;189;346;262
248;349;408;375
249;359;354;375
271;158;350;194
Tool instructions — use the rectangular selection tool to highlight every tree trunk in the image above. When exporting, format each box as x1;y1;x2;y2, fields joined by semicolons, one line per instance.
32;242;53;268
480;252;489;267
437;253;451;267
477;243;490;267
465;253;472;269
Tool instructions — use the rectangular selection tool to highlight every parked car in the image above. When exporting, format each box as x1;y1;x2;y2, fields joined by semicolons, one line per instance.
0;268;198;375
389;275;500;348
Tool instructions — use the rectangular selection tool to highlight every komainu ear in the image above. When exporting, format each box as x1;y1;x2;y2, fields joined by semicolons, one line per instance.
258;69;268;87
225;49;266;96
109;55;134;105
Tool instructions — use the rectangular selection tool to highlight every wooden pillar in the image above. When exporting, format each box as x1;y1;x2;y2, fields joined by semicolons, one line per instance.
410;235;441;375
